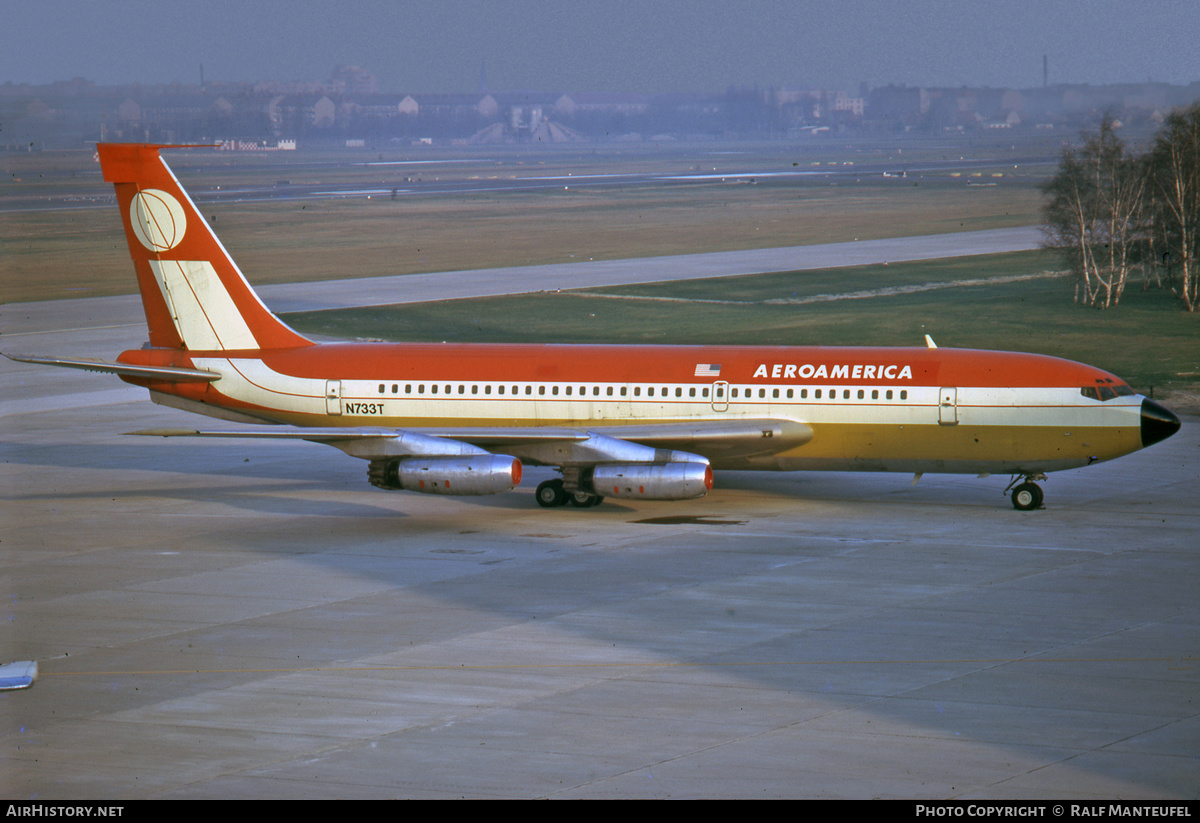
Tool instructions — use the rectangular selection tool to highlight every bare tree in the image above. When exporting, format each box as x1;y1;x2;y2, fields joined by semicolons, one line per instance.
1041;118;1147;308
1146;103;1200;312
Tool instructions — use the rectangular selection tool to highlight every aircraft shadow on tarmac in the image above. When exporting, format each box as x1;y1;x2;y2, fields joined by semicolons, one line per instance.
8;436;1015;515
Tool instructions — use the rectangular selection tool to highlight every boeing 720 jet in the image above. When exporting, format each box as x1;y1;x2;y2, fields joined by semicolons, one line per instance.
7;144;1181;510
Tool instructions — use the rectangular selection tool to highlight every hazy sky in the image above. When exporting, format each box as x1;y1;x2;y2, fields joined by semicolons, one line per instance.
6;0;1200;93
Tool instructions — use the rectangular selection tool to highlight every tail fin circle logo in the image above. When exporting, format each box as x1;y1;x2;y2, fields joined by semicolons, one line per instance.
130;189;186;251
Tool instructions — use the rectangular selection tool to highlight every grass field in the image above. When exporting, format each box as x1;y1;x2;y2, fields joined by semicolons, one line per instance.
2;141;1044;303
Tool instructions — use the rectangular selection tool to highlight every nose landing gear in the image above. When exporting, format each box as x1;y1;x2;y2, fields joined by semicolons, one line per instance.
1005;473;1046;511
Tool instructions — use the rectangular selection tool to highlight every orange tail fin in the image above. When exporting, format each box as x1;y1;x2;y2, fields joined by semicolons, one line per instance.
98;143;312;351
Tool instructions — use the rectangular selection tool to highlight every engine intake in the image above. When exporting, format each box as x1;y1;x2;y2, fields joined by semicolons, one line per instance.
369;455;522;495
589;462;712;500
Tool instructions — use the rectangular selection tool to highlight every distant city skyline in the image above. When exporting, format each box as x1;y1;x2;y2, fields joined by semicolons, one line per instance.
7;0;1200;94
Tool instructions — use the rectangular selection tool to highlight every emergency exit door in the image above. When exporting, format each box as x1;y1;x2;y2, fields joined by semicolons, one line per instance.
325;380;343;415
938;387;958;425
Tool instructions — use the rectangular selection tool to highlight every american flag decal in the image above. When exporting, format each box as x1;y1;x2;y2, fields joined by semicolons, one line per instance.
694;364;721;377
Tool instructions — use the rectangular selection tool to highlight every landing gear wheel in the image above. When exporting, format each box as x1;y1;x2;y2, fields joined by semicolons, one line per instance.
536;479;567;508
1011;482;1043;511
569;491;603;508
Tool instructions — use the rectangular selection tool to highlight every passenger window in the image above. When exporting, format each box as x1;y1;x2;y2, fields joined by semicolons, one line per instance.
648;387;654;397
815;389;822;399
857;389;865;399
900;390;907;400
886;390;893;400
871;389;878;399
378;383;385;393
485;385;492;395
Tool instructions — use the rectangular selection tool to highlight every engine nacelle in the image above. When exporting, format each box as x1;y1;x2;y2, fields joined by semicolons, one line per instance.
369;455;522;495
589;462;713;500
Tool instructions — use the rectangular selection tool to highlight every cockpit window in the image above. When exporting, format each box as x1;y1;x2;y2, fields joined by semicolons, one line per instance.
1081;383;1132;401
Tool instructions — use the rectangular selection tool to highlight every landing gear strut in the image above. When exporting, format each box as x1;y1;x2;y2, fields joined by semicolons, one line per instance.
536;477;604;508
1005;473;1046;511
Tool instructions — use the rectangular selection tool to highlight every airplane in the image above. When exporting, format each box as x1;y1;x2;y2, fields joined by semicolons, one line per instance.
6;143;1182;511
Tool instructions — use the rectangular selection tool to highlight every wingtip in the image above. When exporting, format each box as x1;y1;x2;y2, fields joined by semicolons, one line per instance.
125;428;201;437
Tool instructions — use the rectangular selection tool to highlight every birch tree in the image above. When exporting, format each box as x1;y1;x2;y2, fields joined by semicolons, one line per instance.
1041;119;1147;308
1146;103;1200;312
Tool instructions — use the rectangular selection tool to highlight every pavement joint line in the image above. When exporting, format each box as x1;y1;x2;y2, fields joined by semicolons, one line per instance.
36;656;1199;678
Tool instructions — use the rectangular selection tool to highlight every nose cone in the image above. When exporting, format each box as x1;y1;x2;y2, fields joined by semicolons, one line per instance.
1141;398;1181;448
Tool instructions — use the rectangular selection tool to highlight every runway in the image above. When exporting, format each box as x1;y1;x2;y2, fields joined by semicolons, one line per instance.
2;237;1197;799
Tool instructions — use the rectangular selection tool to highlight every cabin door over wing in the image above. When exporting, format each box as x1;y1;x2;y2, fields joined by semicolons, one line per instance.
711;380;729;412
325;380;343;415
938;387;958;425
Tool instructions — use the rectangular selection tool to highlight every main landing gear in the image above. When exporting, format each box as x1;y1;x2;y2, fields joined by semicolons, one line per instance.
535;478;604;508
1005;473;1046;511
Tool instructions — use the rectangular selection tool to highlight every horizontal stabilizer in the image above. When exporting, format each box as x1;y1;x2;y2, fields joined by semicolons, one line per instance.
5;354;219;382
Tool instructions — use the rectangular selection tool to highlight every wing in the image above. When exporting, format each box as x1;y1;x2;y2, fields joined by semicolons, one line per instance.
129;417;812;465
129;418;812;500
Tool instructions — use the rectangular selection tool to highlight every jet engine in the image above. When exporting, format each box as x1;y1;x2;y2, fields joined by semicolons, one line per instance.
588;462;713;500
369;455;522;495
